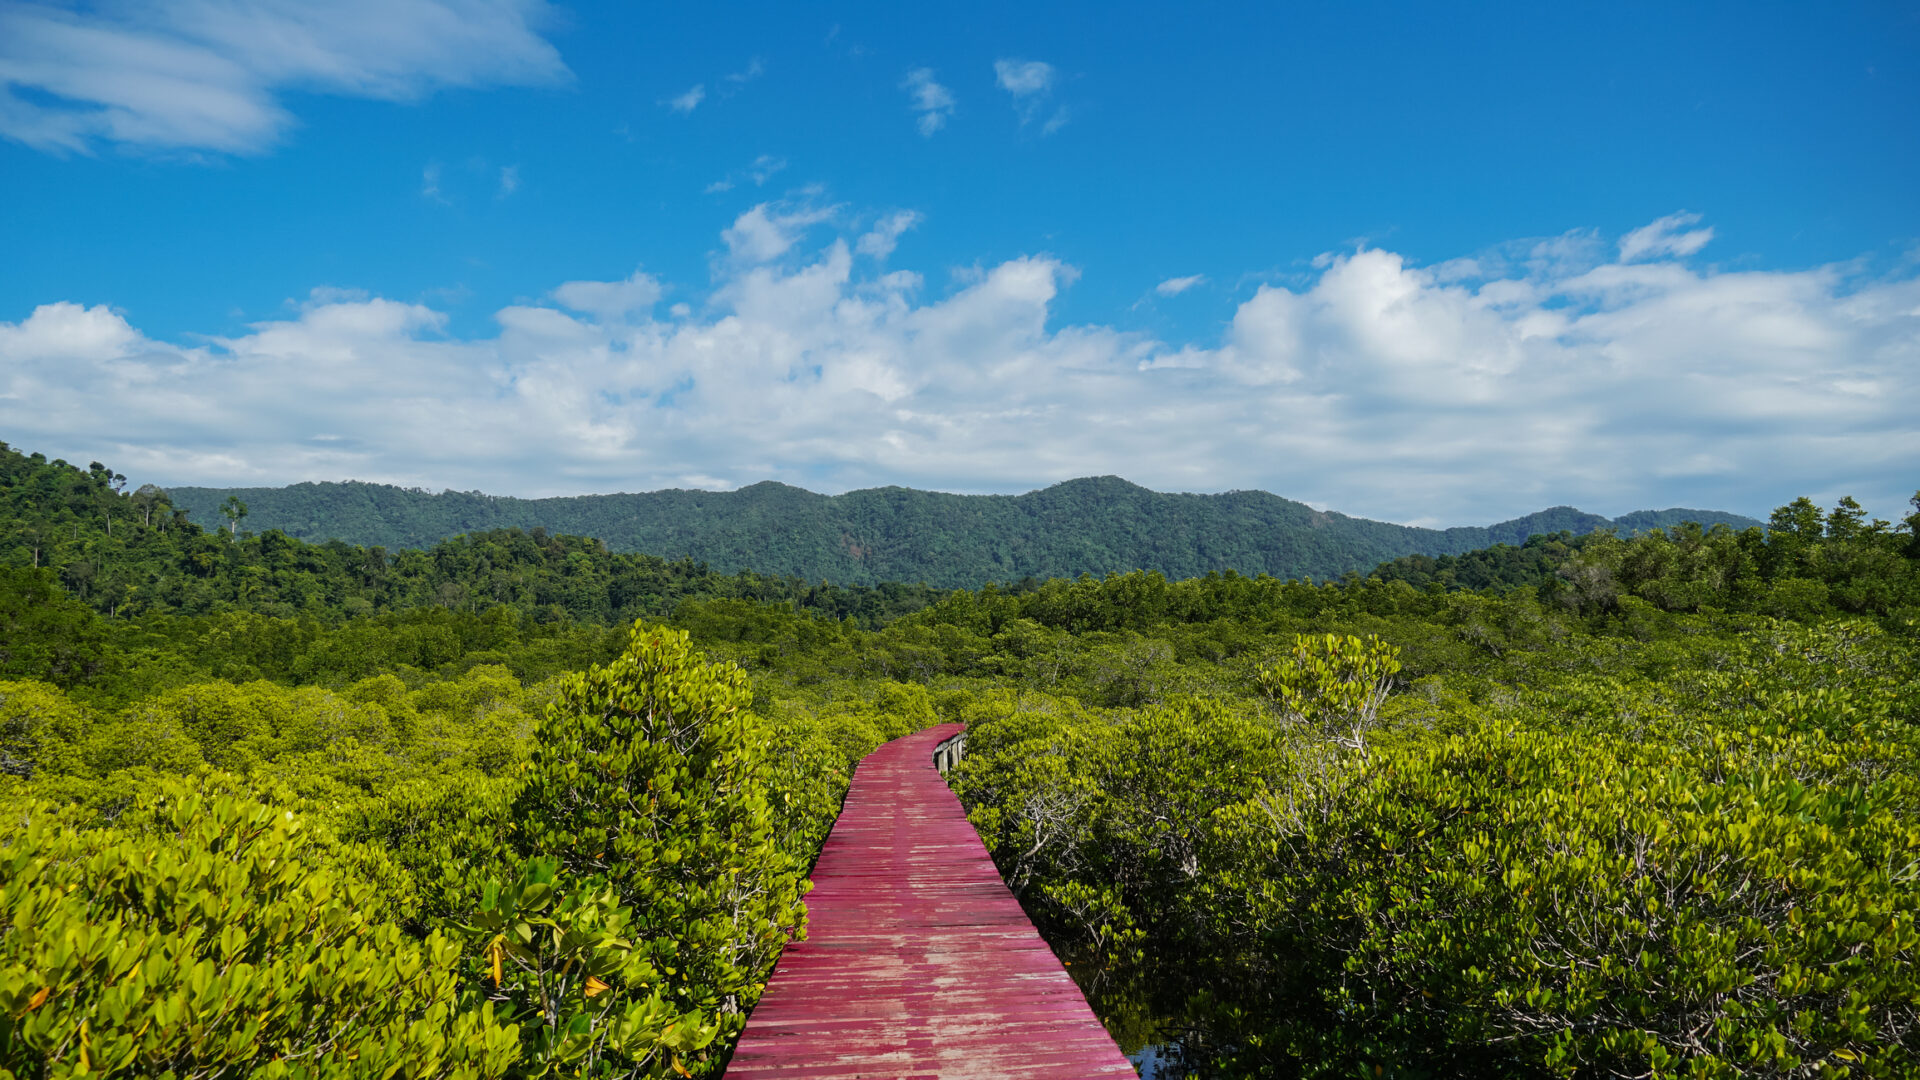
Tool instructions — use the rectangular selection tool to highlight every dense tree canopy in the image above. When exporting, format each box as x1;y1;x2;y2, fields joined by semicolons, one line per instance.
0;441;944;636
163;473;1764;588
2;440;1915;1077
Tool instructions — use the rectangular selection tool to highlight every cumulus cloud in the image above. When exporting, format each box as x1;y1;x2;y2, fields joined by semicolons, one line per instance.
0;0;568;155
0;301;142;360
1156;275;1205;296
3;213;1915;524
1619;211;1715;262
902;68;954;136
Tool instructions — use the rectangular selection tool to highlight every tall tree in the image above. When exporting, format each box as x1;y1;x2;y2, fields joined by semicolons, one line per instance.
219;494;248;537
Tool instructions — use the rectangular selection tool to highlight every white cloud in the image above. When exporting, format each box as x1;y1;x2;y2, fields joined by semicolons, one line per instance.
902;68;953;136
671;57;762;120
498;164;519;196
0;301;142;360
707;153;786;193
721;202;836;263
993;57;1066;133
1619;211;1714;262
666;83;705;113
551;269;661;321
857;211;923;260
0;0;568;155
749;155;785;184
4;212;1915;525
993;59;1054;97
1156;275;1205;296
421;162;445;201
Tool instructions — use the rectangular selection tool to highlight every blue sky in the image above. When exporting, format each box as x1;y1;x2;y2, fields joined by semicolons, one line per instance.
1;0;1916;526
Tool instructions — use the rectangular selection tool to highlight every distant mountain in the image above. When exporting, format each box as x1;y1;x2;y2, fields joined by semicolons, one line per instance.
166;477;1763;589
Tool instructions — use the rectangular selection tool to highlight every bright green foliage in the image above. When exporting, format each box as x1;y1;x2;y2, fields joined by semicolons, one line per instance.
81;702;206;776
1202;721;1920;1076
0;617;919;1079
1254;633;1402;753
0;681;89;780
955;612;1920;1076
341;772;524;932
0;785;522;1079
275;685;400;756
953;690;1107;897
3;440;1915;1079
745;705;862;863
507;626;808;1077
140;681;279;770
956;692;1292;956
458;858;718;1078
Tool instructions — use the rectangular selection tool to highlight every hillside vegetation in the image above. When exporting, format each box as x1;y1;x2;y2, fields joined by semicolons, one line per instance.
165;476;1763;587
2;441;1916;1078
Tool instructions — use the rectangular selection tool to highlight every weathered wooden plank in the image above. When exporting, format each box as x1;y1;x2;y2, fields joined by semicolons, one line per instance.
727;723;1135;1079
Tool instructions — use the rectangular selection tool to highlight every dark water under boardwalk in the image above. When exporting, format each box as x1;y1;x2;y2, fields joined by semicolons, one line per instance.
1059;941;1254;1080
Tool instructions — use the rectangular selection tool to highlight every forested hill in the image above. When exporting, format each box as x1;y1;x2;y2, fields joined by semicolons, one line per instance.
168;476;1763;587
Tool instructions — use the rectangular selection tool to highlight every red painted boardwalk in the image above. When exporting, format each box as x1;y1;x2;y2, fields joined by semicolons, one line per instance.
727;723;1136;1079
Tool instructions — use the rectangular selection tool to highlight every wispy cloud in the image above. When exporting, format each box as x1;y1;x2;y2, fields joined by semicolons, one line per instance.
666;83;706;113
1156;274;1205;296
421;163;446;202
856;210;923;260
671;57;762;119
726;57;765;84
5;212;1914;524
993;57;1068;134
749;155;786;184
1619;211;1714;262
720;201;837;263
902;68;954;136
994;59;1054;97
551;268;660;321
498;164;520;197
705;154;787;194
0;0;569;155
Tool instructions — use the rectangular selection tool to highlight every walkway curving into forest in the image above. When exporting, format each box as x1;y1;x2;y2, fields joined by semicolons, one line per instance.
726;723;1135;1079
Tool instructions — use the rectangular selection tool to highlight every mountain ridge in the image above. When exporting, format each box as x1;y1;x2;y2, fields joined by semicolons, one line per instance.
166;477;1764;589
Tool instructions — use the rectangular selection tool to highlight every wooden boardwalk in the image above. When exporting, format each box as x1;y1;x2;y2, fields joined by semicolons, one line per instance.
726;723;1136;1079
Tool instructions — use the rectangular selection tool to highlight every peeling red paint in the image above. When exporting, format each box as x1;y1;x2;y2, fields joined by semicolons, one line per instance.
727;723;1135;1079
